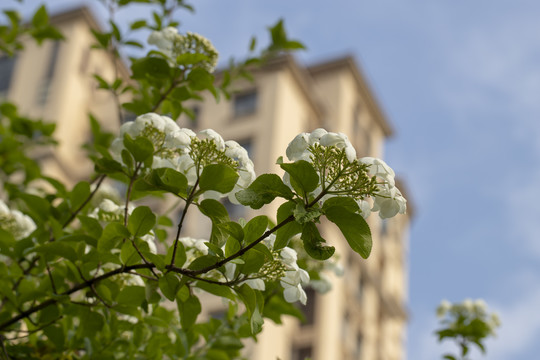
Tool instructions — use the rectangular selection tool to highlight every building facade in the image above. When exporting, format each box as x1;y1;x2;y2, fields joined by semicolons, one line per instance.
1;7;411;360
179;55;411;360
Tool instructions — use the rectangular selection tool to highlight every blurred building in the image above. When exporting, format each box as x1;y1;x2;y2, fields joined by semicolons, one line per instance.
0;7;126;185
0;6;412;360
180;54;412;360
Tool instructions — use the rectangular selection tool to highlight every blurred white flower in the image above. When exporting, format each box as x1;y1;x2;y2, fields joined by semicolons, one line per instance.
286;133;310;162
283;284;307;305
198;129;225;151
360;157;396;186
243;278;266;291
372;183;407;219
437;299;452;317
0;200;37;240
310;274;332;294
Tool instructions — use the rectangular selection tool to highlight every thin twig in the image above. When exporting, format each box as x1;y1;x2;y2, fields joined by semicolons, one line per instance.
0;335;11;360
124;163;142;227
170;179;199;267
63;174;107;227
45;261;57;294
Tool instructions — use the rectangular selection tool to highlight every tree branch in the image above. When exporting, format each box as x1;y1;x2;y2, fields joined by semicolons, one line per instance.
63;174;107;228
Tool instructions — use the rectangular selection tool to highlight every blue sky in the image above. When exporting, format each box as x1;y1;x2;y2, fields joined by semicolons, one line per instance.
14;0;540;358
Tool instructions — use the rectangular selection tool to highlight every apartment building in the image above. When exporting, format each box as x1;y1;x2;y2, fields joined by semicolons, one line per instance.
0;6;411;360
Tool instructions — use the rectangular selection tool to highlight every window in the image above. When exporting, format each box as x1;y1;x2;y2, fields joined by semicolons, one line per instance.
291;345;313;360
380;218;388;237
209;310;226;320
233;90;257;117
122;111;137;124
222;198;246;221
355;333;364;359
189;105;200;128
356;274;364;300
0;56;16;97
236;138;253;158
298;287;316;326
37;41;61;105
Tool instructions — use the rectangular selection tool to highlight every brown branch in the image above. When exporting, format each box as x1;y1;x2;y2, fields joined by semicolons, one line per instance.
180;214;295;276
170;179;199;267
150;78;179;113
0;211;296;332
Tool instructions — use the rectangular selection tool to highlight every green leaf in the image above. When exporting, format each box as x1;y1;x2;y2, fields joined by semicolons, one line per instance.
322;196;359;213
249;36;257;52
95;158;124;174
199;199;230;246
235;174;294;209
197;282;236;302
274;201;301;250
116;286;145;306
280;160;319;197
170;86;192;101
240;246;266;274
98;223;130;251
31;5;49;28
70;181;90;211
123;134;154;163
301;222;335;260
79;308;105;337
131;57;170;79
269;19;287;48
165;243;187;268
19;193;50;221
325;206;372;259
199;164;239;194
130;19;147;30
236;284;256;315
145;281;161;304
0;229;15;255
79;216;103;239
159;273;181;301
177;294;201;330
149;167;188;196
120;241;138;265
176;53;209;66
34;242;77;262
218;221;244;242
187;68;215;91
128;206;156;237
243;215;268;244
188;255;219;271
59;234;97;248
43;324;64;349
224;236;241;258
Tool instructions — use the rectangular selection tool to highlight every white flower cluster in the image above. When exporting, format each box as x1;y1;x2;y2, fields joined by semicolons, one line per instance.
360;157;407;219
0;200;36;240
89;199;156;253
437;298;501;334
179;237;209;264
110;113;256;203
286;128;356;163
148;27;219;72
285;128;406;219
188;233;310;304
279;247;310;304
